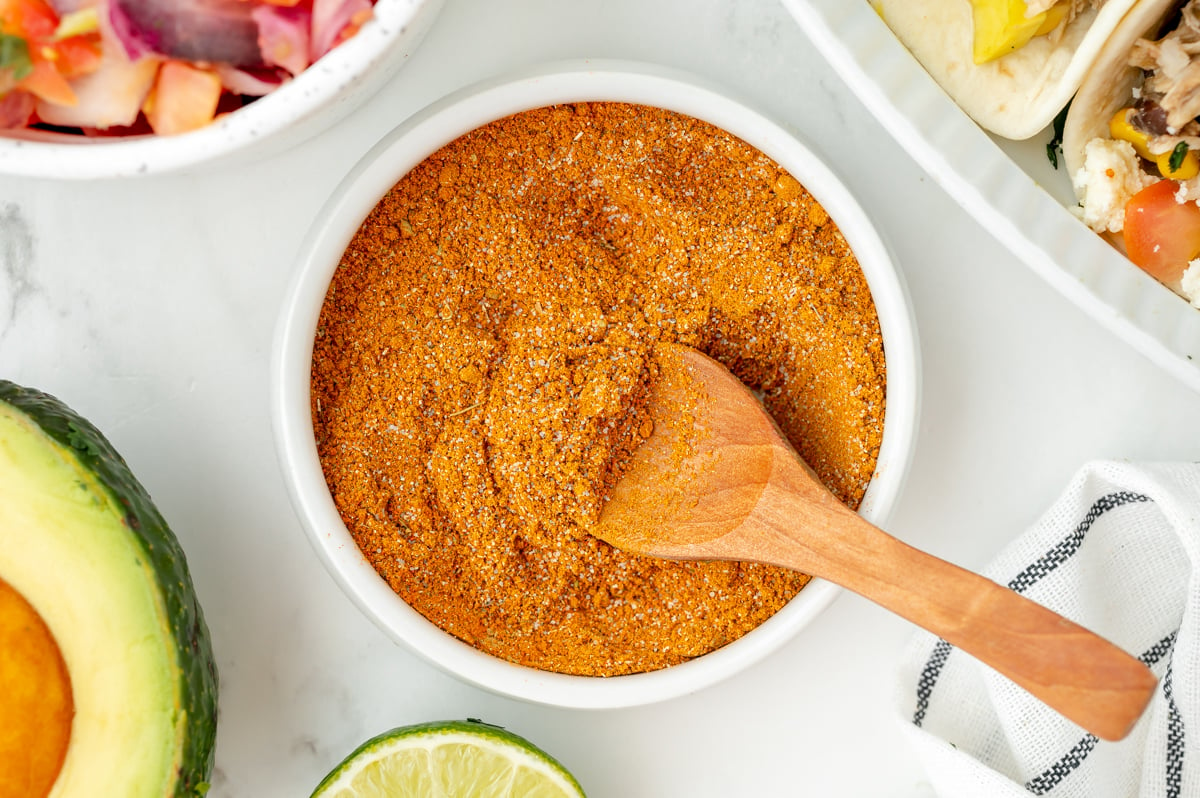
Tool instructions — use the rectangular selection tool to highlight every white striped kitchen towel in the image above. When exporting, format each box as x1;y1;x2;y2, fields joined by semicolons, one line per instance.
896;461;1200;797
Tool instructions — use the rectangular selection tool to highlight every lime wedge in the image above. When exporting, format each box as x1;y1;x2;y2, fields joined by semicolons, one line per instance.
311;719;586;798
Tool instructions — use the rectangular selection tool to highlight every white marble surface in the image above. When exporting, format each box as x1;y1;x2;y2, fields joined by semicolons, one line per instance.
3;1;1200;796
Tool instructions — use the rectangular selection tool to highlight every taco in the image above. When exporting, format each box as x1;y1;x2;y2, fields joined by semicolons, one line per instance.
878;0;1141;140
1063;0;1200;307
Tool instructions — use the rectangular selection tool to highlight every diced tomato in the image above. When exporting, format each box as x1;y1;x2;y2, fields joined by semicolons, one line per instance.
0;0;102;108
20;56;74;105
0;0;58;40
1122;179;1200;287
53;36;102;79
0;88;33;128
143;60;221;135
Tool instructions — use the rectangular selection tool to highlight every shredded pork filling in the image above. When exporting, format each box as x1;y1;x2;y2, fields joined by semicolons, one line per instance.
1131;1;1200;132
1078;0;1200;235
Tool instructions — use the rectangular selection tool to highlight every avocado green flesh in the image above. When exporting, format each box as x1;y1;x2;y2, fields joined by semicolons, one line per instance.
0;383;217;797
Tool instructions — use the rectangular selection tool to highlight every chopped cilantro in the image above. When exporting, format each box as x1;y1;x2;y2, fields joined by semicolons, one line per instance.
1169;141;1189;173
0;33;32;82
1046;101;1071;170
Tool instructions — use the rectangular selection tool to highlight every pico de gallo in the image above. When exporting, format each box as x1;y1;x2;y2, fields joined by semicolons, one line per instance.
0;0;374;136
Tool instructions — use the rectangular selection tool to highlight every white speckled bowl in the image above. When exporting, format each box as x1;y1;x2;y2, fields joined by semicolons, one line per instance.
272;61;921;708
0;0;443;179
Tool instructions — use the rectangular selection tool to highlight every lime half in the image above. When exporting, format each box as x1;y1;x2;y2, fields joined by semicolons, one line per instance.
311;719;586;798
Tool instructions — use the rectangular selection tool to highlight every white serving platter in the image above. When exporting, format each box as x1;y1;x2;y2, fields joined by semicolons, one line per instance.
781;0;1200;394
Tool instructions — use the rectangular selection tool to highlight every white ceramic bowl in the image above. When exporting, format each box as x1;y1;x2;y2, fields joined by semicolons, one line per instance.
0;0;443;179
272;61;921;708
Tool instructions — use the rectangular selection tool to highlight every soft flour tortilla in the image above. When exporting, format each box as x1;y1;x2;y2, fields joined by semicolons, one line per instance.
878;0;1140;140
1062;0;1177;181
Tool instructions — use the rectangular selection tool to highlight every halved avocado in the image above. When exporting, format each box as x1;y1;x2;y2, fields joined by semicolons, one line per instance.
0;381;217;797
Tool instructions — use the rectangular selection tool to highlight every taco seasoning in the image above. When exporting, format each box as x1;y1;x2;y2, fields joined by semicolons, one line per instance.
312;102;886;677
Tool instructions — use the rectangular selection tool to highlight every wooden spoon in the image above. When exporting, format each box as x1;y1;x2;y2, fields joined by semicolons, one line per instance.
595;344;1157;742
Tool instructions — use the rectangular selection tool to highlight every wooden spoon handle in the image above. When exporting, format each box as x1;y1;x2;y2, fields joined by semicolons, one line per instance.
598;347;1156;739
759;490;1157;741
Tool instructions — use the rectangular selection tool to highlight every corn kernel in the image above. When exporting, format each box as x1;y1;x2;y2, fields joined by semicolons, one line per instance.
1156;148;1200;180
1109;108;1155;161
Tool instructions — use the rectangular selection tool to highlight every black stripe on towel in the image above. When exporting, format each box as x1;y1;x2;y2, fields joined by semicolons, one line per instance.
911;490;1151;728
1007;492;1151;593
1023;631;1176;795
1164;657;1184;798
912;639;952;727
1025;735;1098;795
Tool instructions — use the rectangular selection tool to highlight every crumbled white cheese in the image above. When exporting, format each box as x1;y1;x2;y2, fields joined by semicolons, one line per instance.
1180;178;1200;203
1074;138;1156;233
1183;259;1200;308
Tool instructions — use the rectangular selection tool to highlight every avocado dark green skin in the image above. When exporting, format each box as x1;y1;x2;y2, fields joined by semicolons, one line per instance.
0;380;218;798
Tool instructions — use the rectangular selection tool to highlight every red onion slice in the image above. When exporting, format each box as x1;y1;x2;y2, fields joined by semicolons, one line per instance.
108;0;264;66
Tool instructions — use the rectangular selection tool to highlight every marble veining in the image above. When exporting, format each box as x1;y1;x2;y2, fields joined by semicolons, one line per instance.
0;203;35;338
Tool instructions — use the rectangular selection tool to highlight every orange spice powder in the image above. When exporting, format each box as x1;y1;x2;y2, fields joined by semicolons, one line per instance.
311;102;886;676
